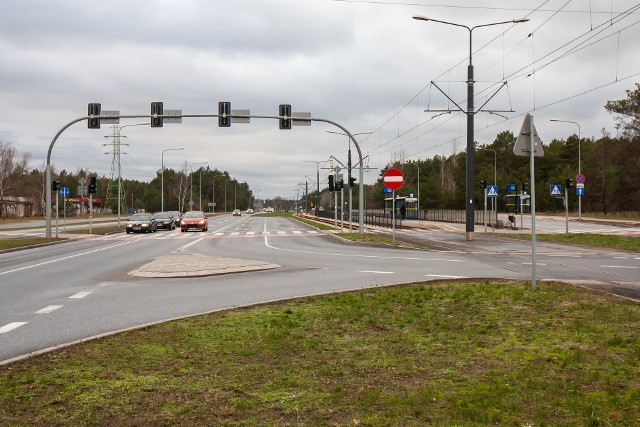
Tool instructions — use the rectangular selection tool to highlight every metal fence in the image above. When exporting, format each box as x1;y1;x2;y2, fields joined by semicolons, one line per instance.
314;208;500;230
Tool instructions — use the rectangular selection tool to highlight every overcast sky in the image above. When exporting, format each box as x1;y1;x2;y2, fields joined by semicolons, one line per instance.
1;0;638;200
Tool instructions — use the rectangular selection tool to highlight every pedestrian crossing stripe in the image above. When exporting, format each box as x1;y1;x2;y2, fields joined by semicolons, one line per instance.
96;230;324;241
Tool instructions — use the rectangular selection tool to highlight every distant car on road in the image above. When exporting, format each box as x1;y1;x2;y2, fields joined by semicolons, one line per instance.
126;213;157;233
232;209;242;217
180;211;208;232
154;212;176;230
246;209;254;214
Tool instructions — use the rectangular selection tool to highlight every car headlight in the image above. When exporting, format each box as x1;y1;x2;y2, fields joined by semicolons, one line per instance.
142;224;149;227
198;220;205;225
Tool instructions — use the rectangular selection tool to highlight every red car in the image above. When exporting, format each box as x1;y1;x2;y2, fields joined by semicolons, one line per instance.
180;211;208;232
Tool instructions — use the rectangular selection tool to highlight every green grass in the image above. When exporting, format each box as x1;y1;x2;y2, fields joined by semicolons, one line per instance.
337;232;423;249
509;233;640;251
0;237;63;251
1;281;638;426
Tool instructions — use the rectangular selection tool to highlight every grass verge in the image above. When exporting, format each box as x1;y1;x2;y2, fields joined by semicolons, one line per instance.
0;238;63;251
1;281;638;426
337;232;423;249
507;233;640;251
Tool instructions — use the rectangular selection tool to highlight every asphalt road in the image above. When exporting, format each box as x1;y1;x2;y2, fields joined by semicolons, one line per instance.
1;214;638;363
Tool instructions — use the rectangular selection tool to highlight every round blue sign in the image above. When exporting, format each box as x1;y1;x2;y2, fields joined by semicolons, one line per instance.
60;187;69;197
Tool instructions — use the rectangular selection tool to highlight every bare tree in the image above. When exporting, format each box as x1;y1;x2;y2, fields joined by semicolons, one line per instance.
0;142;30;217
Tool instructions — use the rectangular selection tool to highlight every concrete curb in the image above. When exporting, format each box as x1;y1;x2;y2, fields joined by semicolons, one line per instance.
128;253;281;278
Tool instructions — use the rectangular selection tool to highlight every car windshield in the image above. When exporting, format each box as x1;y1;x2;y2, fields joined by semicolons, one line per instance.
183;211;204;218
130;214;150;221
154;213;171;219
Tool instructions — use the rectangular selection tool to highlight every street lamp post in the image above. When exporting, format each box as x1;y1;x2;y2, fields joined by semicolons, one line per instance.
550;118;582;220
190;161;208;211
161;147;184;212
413;15;528;240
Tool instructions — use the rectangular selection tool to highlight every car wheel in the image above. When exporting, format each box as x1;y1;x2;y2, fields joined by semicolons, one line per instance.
126;230;130;234
181;228;185;232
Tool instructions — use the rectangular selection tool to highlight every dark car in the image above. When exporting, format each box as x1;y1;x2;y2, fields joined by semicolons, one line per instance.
126;213;157;233
154;212;176;230
180;211;208;232
169;211;182;224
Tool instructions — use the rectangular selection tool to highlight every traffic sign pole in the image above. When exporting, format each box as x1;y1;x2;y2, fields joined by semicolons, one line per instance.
565;186;569;234
392;190;396;243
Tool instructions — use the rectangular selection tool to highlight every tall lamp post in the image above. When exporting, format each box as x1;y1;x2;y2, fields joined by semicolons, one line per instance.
303;160;327;217
550;118;582;220
190;161;208;211
161;147;184;212
413;15;528;241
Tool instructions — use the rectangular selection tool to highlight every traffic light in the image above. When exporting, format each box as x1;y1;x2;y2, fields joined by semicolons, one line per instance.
151;102;164;128
522;182;529;193
279;104;292;130
335;178;344;191
88;175;97;194
328;174;335;192
52;180;60;191
87;103;101;129
566;178;574;189
349;177;357;188
479;180;487;188
218;101;231;127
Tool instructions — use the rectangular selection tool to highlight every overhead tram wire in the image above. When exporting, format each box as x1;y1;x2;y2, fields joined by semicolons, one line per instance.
361;2;640;164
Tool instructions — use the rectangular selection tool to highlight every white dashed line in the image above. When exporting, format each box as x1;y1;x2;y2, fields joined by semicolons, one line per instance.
0;322;27;334
599;265;638;269
358;270;394;274
35;305;63;314
69;291;92;299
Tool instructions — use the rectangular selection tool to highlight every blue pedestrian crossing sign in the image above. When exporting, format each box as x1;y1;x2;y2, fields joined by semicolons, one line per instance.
486;185;499;198
549;185;562;197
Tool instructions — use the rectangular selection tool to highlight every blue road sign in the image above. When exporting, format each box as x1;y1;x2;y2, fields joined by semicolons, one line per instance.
383;186;392;193
486;185;499;198
59;187;69;197
576;187;585;196
506;184;517;192
550;185;562;197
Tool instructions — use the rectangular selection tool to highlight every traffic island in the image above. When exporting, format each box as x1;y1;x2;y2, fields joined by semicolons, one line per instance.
128;253;280;278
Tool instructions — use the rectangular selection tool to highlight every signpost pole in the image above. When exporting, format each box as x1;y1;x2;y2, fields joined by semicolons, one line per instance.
63;193;66;231
529;114;537;291
565;187;569;234
392;190;396;243
89;194;93;234
484;188;487;233
55;192;59;239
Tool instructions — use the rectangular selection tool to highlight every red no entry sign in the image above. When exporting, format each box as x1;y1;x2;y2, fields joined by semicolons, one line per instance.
383;168;404;190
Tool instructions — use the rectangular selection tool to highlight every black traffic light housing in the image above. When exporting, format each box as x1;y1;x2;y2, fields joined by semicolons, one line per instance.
218;101;231;127
566;178;574;189
479;180;487;189
151;102;164;128
279;104;292;130
328;175;335;192
335;178;344;191
88;103;101;129
52;180;61;191
89;175;97;194
349;177;357;188
522;182;529;192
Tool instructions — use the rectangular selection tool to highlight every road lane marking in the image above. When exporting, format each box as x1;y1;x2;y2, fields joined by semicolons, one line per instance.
599;265;638;269
35;305;63;314
69;291;92;299
359;270;394;274
0;240;137;276
177;238;203;251
0;322;27;334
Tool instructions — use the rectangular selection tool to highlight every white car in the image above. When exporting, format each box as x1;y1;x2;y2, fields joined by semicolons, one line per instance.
232;209;241;216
